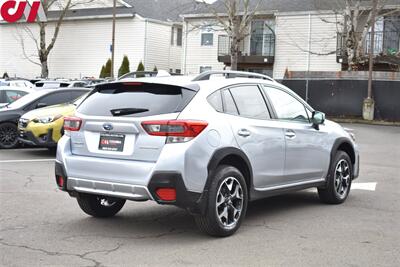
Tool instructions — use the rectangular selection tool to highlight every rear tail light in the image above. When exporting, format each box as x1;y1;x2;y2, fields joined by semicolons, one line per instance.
64;117;82;131
141;120;208;143
155;188;176;201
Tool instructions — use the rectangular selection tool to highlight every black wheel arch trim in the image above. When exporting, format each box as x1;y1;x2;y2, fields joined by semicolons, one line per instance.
206;147;254;199
325;137;356;186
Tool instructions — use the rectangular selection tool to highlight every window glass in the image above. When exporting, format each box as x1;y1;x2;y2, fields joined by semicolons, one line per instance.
207;91;223;112
199;66;211;73
78;84;196;117
222;90;238;115
171;27;175;45
201;33;213;46
263;86;309;122
229;86;270;119
177;28;183;46
37;92;72;106
5;90;28;103
175;69;181;74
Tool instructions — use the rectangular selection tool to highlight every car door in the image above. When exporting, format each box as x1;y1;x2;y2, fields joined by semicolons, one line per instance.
222;84;286;189
262;85;330;183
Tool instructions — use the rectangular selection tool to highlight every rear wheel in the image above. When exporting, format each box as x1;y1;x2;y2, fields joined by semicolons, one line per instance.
77;194;126;218
318;151;352;204
194;165;248;237
0;122;18;149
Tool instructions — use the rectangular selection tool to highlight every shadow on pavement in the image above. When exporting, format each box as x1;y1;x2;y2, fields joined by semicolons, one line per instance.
59;191;322;241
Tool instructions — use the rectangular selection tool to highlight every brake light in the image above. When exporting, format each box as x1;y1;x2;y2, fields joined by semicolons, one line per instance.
64;117;82;131
141;120;208;143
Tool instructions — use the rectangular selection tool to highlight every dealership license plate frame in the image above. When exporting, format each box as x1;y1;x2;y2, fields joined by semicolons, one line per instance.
98;133;125;152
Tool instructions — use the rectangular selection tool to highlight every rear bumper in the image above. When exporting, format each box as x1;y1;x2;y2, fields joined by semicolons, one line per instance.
55;161;206;214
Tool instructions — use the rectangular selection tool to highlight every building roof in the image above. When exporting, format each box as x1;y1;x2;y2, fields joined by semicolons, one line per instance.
47;0;205;22
182;0;400;17
124;0;204;21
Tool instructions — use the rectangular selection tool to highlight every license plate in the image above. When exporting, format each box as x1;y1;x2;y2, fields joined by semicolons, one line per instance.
99;133;125;152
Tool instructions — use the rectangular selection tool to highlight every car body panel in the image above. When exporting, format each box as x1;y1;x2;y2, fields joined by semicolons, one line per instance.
19;104;77;146
56;75;360;209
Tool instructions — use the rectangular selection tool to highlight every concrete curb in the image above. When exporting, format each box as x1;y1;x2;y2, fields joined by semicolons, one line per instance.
330;118;400;126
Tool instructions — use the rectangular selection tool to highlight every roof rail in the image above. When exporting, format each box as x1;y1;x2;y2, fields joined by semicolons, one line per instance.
191;70;275;82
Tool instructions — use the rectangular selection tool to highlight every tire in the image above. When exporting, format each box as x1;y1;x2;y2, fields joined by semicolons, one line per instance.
194;165;248;237
318;151;353;204
0;122;19;149
77;194;126;218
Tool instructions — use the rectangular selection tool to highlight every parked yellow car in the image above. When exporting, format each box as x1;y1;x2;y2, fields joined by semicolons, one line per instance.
18;95;87;149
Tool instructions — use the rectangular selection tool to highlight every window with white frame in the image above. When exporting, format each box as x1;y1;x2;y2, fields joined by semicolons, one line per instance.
201;33;214;46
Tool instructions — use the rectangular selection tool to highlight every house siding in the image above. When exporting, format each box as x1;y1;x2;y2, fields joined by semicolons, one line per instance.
183;19;225;75
0;17;146;78
144;21;182;72
273;13;342;79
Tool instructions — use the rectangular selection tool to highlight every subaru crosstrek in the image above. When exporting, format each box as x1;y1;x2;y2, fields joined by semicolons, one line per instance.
56;71;359;237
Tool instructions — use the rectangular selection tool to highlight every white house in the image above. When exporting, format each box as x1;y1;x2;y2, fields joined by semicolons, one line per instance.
0;0;195;78
181;0;400;79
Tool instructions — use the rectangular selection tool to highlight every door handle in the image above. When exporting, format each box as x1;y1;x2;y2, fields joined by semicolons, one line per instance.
238;129;251;137
285;130;296;139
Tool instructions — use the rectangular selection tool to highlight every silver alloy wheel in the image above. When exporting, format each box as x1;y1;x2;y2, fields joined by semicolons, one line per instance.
335;159;351;198
216;177;243;229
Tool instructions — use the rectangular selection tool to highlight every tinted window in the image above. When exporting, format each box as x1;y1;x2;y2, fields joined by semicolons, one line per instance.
264;86;309;122
70;90;89;100
222;90;238;115
78;84;196;117
207;91;223;112
37;92;72;106
5;90;28;103
229;86;270;119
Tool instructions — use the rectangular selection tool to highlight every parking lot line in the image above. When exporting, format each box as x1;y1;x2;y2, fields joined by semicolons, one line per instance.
0;159;55;163
352;182;377;191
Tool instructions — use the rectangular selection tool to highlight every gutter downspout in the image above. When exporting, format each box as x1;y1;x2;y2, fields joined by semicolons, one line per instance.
306;13;312;102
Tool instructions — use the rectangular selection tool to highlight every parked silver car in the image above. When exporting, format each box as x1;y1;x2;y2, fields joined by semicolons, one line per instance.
56;71;359;237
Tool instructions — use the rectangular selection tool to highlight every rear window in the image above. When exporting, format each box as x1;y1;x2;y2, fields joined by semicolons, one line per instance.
77;83;197;117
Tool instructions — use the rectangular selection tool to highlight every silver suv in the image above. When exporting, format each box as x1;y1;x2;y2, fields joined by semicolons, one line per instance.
56;71;359;237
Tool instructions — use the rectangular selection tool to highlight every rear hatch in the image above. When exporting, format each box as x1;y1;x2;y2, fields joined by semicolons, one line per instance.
69;81;197;162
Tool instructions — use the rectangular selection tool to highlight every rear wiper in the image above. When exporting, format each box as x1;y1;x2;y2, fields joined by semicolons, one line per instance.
110;108;149;116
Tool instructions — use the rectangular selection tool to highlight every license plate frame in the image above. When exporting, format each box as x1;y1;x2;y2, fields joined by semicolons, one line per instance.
98;133;125;152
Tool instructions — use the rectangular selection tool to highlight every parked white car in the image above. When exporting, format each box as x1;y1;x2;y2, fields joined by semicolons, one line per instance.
0;86;33;108
0;80;34;88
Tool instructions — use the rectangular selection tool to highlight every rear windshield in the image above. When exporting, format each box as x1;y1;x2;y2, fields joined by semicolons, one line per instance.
77;83;197;117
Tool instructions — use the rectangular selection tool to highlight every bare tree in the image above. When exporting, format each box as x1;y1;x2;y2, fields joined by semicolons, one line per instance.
17;0;95;78
198;0;262;70
316;0;400;70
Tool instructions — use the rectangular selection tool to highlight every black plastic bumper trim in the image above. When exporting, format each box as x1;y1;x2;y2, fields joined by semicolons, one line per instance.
148;172;206;214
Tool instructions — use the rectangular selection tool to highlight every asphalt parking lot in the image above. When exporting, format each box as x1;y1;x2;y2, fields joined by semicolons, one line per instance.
0;123;399;266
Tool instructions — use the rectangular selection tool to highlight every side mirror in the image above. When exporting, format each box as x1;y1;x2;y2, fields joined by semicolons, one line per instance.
312;111;325;130
36;103;47;109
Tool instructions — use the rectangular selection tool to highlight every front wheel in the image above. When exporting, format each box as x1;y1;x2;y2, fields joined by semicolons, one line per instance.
77;194;126;218
0;122;19;149
194;165;248;237
318;151;353;204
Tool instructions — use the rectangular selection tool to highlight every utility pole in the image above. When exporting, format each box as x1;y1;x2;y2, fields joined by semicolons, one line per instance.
363;0;378;121
111;0;116;79
367;0;377;99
